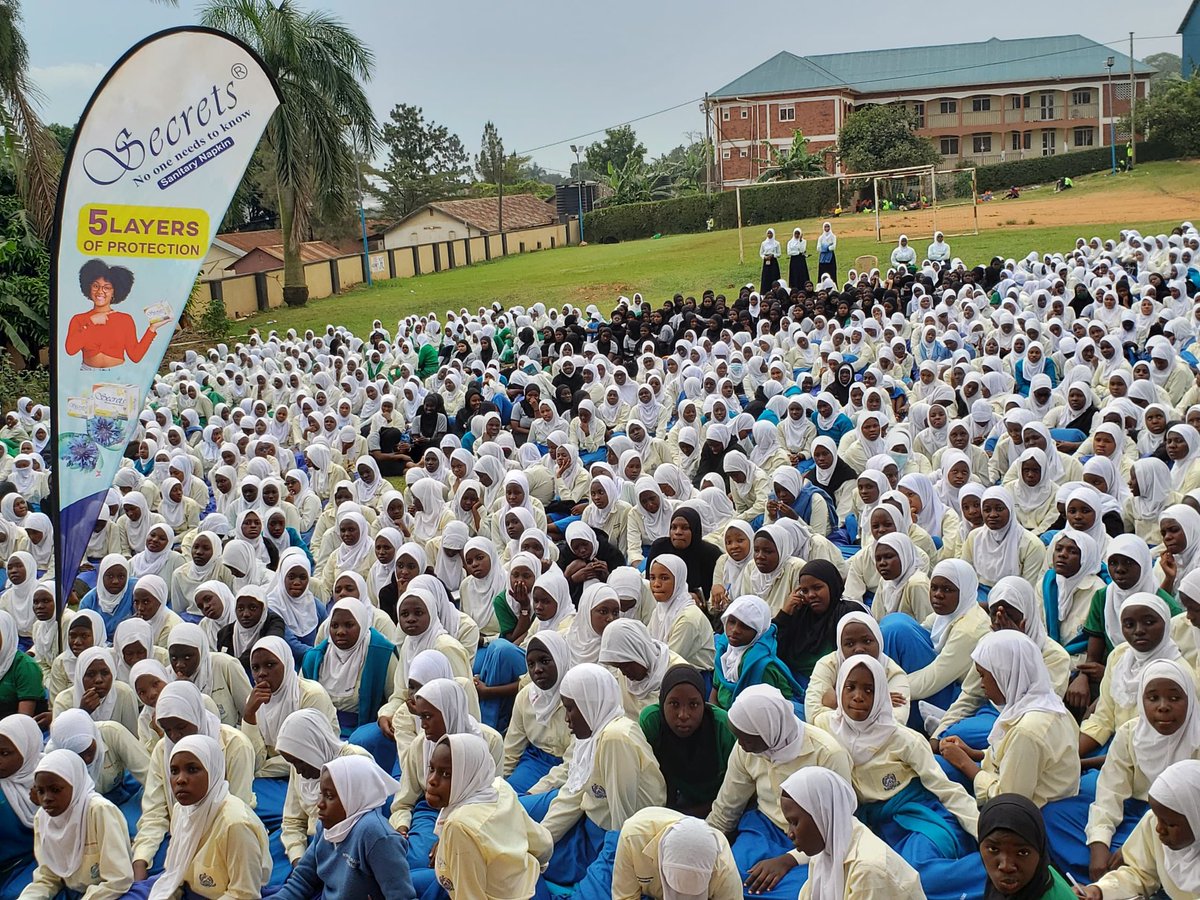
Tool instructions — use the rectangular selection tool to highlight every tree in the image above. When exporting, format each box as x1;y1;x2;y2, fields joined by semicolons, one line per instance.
200;0;378;308
0;1;63;241
756;131;826;182
370;103;470;220
1128;72;1200;157
837;104;940;174
585;125;646;177
1145;52;1184;94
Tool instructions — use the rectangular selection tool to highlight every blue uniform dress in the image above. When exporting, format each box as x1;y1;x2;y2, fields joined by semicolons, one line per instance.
1041;768;1148;883
78;579;139;635
0;796;35;900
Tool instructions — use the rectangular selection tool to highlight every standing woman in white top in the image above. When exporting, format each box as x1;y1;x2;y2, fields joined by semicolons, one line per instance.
817;221;838;284
787;227;810;289
759;229;781;294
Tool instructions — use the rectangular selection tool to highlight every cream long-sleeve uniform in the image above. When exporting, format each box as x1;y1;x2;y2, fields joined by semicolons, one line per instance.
1080;642;1140;746
188;653;253;727
501;683;572;777
973;710;1080;806
23;795;133;900
933;637;1070;738
798;821;926;900
240;678;338;778
132;724;256;866
280;742;372;864
167;794;270;900
1093;809;1199;899
53;683;141;738
539;716;667;842
871;572;933;623
960;527;1047;588
612;807;742;900
661;606;714;671
805;652;911;725
907;606;992;701
812;711;978;837
432;781;553;900
1173;613;1200;671
389;725;504;831
706;725;852;853
91;719;152;794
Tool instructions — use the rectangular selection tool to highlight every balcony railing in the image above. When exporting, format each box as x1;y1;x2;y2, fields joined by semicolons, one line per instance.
962;110;1001;126
1067;103;1099;120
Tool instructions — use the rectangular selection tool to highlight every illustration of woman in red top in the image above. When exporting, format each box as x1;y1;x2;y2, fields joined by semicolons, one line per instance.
65;259;164;369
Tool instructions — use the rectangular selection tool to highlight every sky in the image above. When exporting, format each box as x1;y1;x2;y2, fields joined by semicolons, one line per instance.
23;0;1187;178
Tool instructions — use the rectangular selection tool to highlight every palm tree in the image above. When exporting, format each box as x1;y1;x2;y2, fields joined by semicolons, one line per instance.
200;0;377;306
0;0;63;241
756;131;827;183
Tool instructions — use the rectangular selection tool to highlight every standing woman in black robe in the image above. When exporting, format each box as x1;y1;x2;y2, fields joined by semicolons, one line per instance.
787;228;810;292
759;229;781;294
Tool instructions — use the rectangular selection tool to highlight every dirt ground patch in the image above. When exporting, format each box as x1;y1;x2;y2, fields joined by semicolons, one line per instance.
824;163;1200;241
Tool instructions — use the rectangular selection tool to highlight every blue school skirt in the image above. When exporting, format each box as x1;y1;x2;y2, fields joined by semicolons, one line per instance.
729;808;808;900
1042;769;1148;883
104;772;145;838
405;799;441;897
935;706;999;785
473;638;527;732
348;721;401;776
507;744;562;794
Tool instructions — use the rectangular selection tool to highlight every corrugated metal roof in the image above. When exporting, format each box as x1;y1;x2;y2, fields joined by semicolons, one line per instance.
1182;0;1200;34
711;34;1156;98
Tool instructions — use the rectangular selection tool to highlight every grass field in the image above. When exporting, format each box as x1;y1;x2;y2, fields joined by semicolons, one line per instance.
236;159;1198;337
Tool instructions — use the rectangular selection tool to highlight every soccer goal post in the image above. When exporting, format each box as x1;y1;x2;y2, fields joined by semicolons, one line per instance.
871;165;980;245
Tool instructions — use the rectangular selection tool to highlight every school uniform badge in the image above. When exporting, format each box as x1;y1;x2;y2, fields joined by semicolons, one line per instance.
881;773;899;791
438;875;454;891
198;873;216;887
590;783;607;799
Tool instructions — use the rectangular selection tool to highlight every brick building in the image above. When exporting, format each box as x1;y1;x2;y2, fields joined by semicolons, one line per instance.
707;34;1154;188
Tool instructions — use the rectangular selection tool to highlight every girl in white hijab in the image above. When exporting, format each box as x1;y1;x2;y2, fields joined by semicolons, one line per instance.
0;713;42;829
149;734;270;900
27;748;133;898
779;765;923;899
598;619;675;720
0;550;36;639
564;583;620;665
267;548;322;643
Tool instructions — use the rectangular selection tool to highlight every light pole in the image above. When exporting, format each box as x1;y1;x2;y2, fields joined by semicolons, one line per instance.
345;123;372;287
571;144;584;243
1106;56;1116;175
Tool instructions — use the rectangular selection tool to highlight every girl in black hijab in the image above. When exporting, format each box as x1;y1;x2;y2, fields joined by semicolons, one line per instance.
644;507;722;600
977;794;1076;899
828;363;856;405
772;558;865;680
638;664;737;817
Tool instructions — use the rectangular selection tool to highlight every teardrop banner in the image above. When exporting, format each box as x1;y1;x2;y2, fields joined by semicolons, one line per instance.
49;27;281;622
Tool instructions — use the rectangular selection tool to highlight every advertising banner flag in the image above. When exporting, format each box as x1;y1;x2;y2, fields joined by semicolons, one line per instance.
49;27;280;609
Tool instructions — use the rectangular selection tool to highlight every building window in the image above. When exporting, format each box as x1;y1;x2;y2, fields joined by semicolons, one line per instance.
1040;92;1056;120
721;108;730;121
779;106;795;122
1022;131;1031;150
1011;131;1021;151
740;107;749;119
721;148;731;160
1042;130;1057;156
973;134;992;153
1011;94;1030;109
1074;127;1095;146
1113;83;1131;100
971;96;991;112
913;101;925;127
739;147;749;157
939;99;957;115
1071;90;1092;106
939;136;959;155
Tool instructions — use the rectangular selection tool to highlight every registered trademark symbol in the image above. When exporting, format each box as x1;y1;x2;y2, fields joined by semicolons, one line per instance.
231;63;248;80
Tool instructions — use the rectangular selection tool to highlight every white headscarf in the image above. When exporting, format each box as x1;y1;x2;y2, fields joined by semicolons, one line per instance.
974;487;1022;585
395;587;448;682
647;553;693;643
929;559;980;651
1134;659;1200;785
1109;592;1182;707
0;713;42;826
1103;535;1161;648
658;816;723;900
599;619;671;700
719;595;772;684
275;708;346;809
150;736;237;900
559;663;624;793
267;548;319;637
873;532;919;617
32;749;96;878
320;598;374;702
0;552;36;635
459;537;505;630
71;647;119;723
526;630;572;725
48;707;106;786
566;583;617;665
251;636;301;747
321;755;401;845
971;630;1069;743
1148;759;1200;892
431;733;499;837
828;654;897;765
94;554;130;615
726;684;805;764
779;767;857;900
167;622;215;696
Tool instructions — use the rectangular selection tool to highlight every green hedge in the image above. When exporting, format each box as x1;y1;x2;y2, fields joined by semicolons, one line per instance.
584;177;839;243
973;139;1179;191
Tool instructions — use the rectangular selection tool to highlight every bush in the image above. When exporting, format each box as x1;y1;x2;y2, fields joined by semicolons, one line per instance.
199;293;231;338
974;139;1180;192
583;178;838;242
